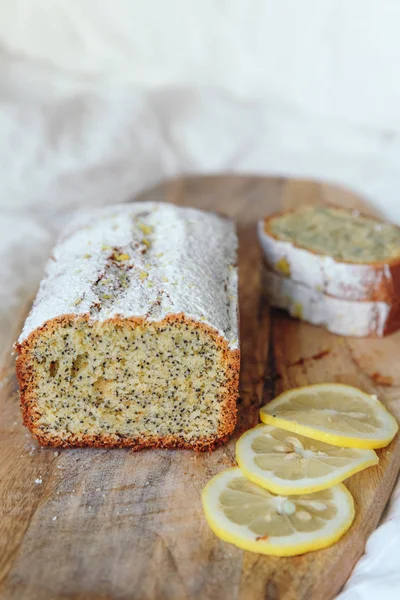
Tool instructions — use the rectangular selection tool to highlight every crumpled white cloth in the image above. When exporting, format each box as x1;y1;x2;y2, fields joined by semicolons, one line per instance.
338;484;400;599
1;14;400;595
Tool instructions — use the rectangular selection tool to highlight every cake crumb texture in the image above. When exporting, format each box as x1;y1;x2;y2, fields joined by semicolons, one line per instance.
259;205;400;302
268;205;400;263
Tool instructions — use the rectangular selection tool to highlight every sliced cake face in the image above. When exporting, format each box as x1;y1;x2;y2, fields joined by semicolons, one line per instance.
18;316;238;449
267;206;400;264
16;203;239;451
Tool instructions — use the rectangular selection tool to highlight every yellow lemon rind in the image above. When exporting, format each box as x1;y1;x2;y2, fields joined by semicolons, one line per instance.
236;450;378;495
201;469;355;557
260;383;398;449
259;411;396;449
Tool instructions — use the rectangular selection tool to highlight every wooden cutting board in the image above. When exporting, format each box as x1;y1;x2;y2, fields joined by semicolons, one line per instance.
1;176;400;600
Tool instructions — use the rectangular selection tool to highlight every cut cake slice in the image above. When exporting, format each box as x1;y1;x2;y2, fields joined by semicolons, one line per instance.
262;266;400;337
258;205;400;302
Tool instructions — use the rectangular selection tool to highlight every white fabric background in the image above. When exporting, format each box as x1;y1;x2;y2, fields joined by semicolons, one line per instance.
1;2;400;597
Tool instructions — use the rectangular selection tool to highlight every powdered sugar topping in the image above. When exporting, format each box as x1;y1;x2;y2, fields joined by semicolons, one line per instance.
19;203;239;349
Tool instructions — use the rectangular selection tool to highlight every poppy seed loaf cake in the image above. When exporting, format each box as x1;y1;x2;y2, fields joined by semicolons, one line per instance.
16;203;240;451
258;205;400;302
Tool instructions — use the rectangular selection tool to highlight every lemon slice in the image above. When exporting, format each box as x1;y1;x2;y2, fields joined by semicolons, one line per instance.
260;383;398;449
202;468;355;556
236;424;378;495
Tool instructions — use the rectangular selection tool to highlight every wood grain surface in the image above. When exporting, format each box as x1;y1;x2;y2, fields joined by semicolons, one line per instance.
1;176;399;600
